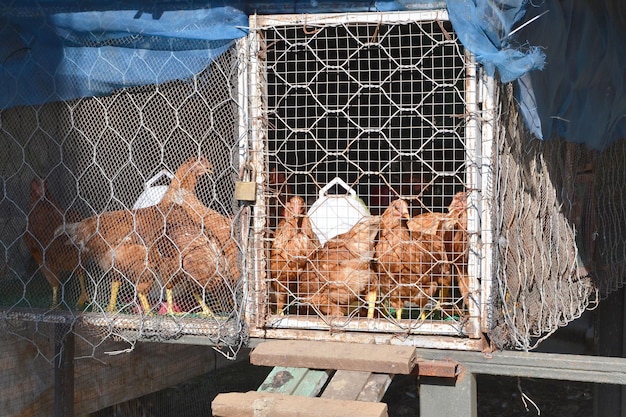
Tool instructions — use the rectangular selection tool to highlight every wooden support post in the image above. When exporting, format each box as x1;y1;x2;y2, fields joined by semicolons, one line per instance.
419;371;476;417
54;323;74;417
594;286;626;417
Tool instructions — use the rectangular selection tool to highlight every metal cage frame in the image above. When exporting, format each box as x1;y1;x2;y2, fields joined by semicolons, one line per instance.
242;10;495;350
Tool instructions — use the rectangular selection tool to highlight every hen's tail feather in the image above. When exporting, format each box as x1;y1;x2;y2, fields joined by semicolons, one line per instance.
54;220;93;250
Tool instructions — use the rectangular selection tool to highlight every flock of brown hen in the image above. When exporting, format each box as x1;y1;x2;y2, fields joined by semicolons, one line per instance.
24;156;238;315
269;191;469;320
24;160;468;322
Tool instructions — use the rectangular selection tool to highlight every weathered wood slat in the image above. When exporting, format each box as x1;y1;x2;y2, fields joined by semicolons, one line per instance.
251;340;417;374
321;370;393;402
321;370;372;400
212;391;389;417
357;373;393;402
292;369;331;397
258;366;331;397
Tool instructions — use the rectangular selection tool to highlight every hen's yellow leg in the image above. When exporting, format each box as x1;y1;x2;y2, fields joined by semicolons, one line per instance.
396;306;403;321
75;272;90;308
366;290;377;319
193;293;214;317
138;293;152;315
165;288;178;315
107;281;121;313
50;285;59;309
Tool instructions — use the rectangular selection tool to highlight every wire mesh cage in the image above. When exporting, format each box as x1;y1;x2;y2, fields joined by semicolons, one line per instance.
245;10;486;349
0;34;249;358
1;4;616;362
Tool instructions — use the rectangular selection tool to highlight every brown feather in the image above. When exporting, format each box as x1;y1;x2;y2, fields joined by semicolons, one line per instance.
376;199;450;319
270;196;319;314
298;215;380;317
24;178;88;308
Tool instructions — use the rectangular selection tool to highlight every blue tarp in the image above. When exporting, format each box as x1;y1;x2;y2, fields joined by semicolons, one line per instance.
516;0;626;151
0;2;249;108
1;1;625;150
449;0;626;151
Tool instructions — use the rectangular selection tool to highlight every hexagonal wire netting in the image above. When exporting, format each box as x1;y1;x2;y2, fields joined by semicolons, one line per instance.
0;6;614;361
247;11;485;348
0;42;249;360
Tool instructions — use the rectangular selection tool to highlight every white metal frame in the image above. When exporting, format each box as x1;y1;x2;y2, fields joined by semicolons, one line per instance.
242;10;495;350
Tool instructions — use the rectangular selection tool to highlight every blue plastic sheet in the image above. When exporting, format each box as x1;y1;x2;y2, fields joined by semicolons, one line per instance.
448;0;626;150
2;0;625;150
516;0;626;150
446;0;545;83
0;2;249;109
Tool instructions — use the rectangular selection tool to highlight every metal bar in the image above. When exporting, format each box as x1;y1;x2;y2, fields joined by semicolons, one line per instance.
416;359;459;378
249;331;483;351
420;372;477;417
416;348;626;385
253;10;450;28
54;323;74;417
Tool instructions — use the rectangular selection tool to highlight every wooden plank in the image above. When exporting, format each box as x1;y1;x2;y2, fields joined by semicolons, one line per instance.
292;369;332;397
321;370;393;402
258;366;331;397
321;370;371;400
258;367;310;394
212;391;389;417
251;340;417;374
357;373;393;402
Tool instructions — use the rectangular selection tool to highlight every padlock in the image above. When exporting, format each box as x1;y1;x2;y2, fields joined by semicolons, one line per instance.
235;181;257;201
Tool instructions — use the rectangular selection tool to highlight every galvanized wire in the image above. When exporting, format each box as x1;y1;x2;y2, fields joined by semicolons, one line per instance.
0;45;248;362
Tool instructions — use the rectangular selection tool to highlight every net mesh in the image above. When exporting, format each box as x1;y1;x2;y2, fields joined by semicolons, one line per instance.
0;45;248;360
488;82;599;350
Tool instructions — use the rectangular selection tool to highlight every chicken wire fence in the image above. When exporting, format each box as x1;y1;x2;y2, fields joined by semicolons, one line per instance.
0;4;622;367
246;11;485;347
0;41;249;360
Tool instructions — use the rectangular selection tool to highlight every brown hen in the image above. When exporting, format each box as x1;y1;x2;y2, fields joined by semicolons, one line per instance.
270;196;319;315
161;156;240;282
61;156;215;314
150;206;235;316
64;205;167;313
406;191;470;313
298;215;381;318
444;191;470;309
23;178;90;309
376;199;450;320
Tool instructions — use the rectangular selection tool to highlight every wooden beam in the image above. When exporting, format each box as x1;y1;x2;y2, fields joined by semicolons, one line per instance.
212;391;389;417
0;321;248;417
251;340;417;374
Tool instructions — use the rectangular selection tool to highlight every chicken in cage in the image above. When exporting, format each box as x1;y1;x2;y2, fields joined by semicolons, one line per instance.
265;182;469;321
50;156;239;317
